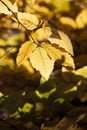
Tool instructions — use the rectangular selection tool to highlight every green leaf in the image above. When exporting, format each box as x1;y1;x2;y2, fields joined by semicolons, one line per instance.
30;47;54;79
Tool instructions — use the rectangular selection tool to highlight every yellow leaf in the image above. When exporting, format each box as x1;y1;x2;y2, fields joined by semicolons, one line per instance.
41;42;62;61
16;41;37;67
59;17;77;29
51;0;70;12
76;9;87;29
48;30;74;56
0;0;18;15
30;47;54;79
75;66;87;78
41;43;74;68
32;0;36;4
32;27;51;42
61;52;74;68
33;27;74;56
17;12;39;30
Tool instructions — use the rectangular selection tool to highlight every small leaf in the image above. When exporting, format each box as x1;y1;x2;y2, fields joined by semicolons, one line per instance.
17;12;39;30
16;41;37;67
30;47;54;79
32;27;51;42
51;0;70;13
59;17;77;29
0;0;18;15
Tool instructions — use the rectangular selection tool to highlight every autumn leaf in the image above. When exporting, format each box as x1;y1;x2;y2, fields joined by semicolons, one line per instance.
30;47;54;79
48;30;74;56
76;9;87;29
16;41;37;67
33;27;74;55
57;31;74;56
41;43;74;68
17;12;39;30
61;52;74;68
0;0;18;15
32;27;51;42
59;17;77;29
41;42;62;61
75;66;87;78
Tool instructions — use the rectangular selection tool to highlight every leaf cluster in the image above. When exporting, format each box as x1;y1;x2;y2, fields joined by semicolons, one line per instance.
0;0;74;79
0;0;87;130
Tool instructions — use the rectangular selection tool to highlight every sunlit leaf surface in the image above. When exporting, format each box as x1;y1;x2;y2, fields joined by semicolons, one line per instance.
17;12;39;30
42;42;74;68
16;41;37;67
30;47;54;79
0;0;18;15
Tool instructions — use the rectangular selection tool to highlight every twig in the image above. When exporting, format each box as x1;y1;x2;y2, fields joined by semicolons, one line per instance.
0;0;36;43
0;47;14;58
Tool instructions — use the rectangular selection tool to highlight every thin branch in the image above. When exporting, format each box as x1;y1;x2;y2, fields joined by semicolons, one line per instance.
0;47;14;58
0;45;20;48
0;0;36;43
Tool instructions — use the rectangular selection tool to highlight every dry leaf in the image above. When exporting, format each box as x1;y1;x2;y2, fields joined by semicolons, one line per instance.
30;47;54;79
16;41;37;67
54;107;87;130
17;12;39;30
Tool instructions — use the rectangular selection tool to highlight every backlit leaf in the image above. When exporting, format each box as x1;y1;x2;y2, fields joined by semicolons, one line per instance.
41;42;62;61
33;27;74;55
17;12;39;30
0;0;18;15
76;9;87;29
59;17;77;29
30;47;54;79
48;30;74;56
75;66;87;78
32;27;51;42
16;41;37;67
51;0;70;13
61;51;74;68
41;43;74;68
